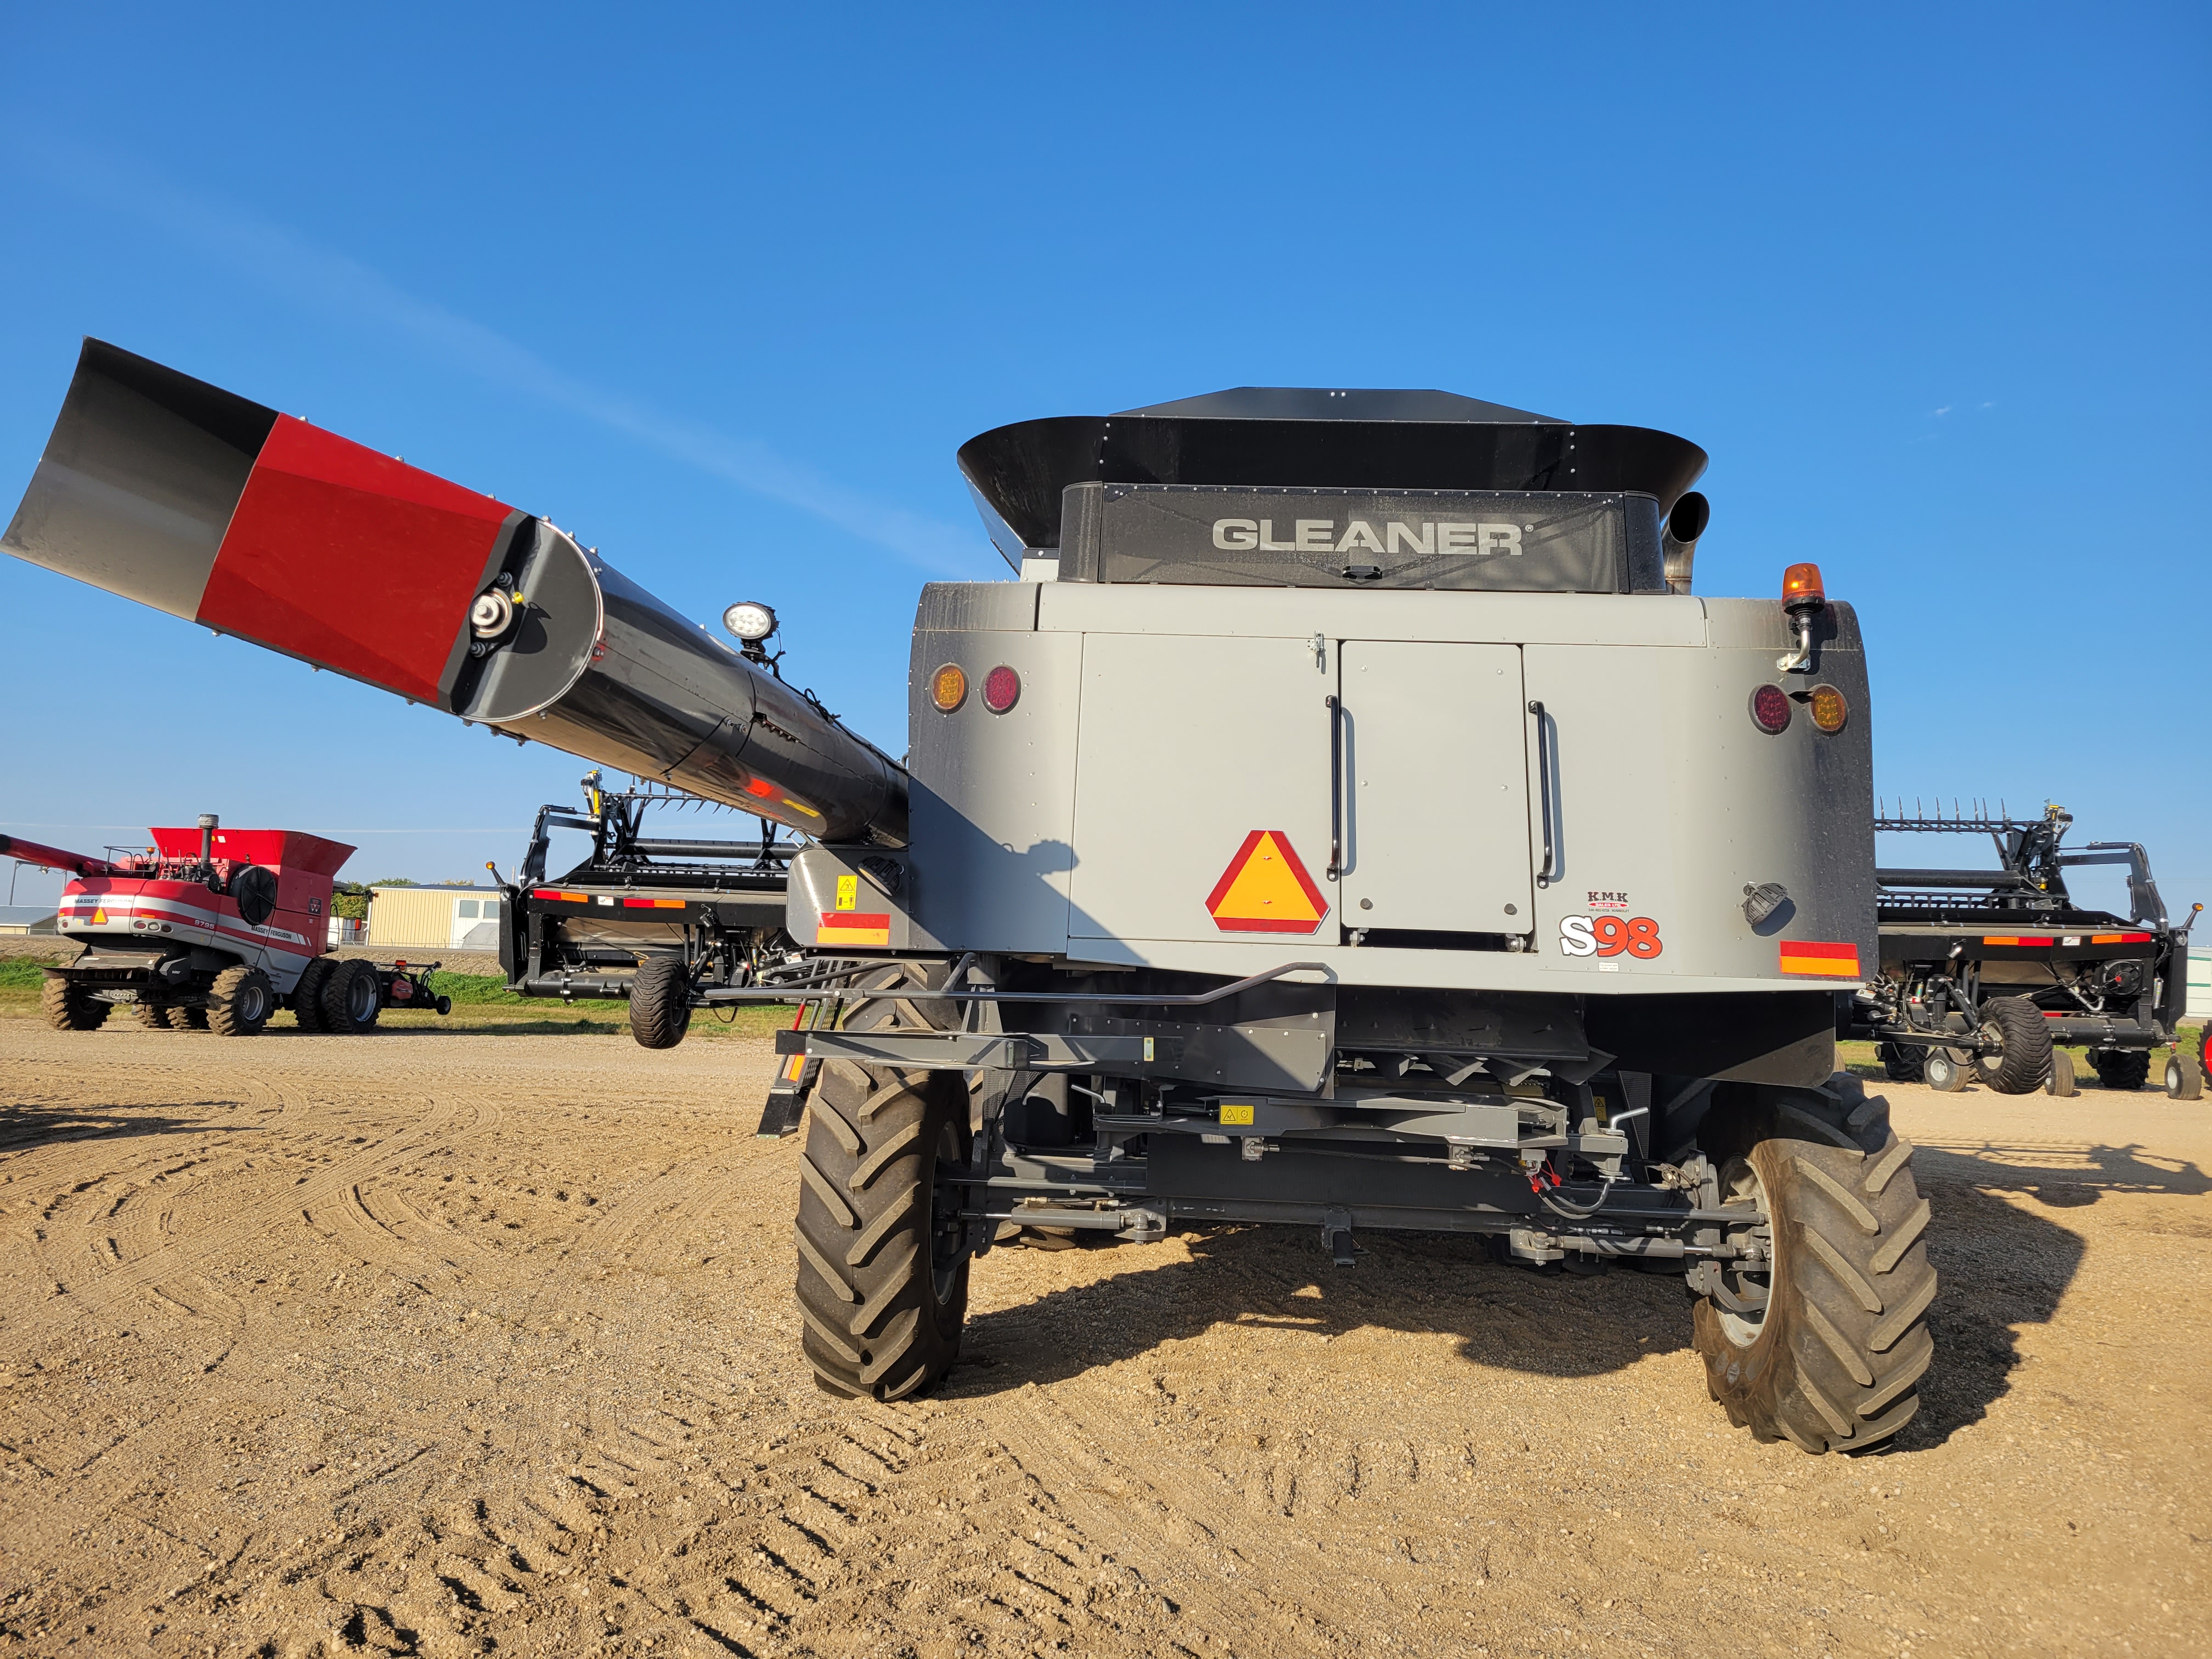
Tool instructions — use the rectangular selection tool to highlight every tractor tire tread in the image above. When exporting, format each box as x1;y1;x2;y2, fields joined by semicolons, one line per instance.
319;960;383;1035
1693;1071;1936;1454
41;976;109;1031
628;954;692;1049
2092;1048;2152;1091
1976;996;2054;1094
791;963;969;1402
208;964;274;1037
294;957;336;1033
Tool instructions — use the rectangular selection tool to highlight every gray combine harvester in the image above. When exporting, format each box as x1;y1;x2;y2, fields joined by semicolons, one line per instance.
5;344;1932;1452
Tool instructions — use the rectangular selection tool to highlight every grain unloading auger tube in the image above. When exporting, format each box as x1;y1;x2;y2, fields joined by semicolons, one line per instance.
2;339;907;847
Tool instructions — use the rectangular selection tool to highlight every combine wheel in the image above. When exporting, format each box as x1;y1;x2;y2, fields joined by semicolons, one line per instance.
320;960;383;1035
293;957;335;1032
207;965;274;1037
132;1001;177;1030
2166;1046;2204;1102
793;963;972;1401
41;977;110;1031
1876;1043;1924;1084
2091;1048;2151;1092
1972;997;2053;1094
1693;1073;1937;1454
629;954;692;1049
2047;1049;2078;1097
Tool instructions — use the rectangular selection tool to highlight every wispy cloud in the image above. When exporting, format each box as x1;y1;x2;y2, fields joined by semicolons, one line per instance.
9;138;981;574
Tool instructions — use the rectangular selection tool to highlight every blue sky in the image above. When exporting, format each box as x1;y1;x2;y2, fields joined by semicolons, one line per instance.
2;3;2205;918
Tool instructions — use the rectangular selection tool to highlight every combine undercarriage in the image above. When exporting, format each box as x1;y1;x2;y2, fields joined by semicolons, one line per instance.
765;957;1934;1452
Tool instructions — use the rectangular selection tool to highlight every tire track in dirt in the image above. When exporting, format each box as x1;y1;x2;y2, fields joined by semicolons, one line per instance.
985;1383;1331;1655
0;1092;474;1353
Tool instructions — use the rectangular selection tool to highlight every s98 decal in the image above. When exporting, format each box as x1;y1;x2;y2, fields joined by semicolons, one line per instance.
1559;915;1664;958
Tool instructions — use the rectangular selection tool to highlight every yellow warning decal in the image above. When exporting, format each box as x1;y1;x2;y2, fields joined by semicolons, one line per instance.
834;874;858;912
1204;830;1329;934
92;907;108;926
1219;1103;1256;1126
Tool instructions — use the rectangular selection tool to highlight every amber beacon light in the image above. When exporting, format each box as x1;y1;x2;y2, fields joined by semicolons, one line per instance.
1778;561;1827;673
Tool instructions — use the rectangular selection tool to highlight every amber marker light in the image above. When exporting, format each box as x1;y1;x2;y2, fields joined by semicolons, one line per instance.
1808;684;1849;733
930;663;967;712
981;665;1021;713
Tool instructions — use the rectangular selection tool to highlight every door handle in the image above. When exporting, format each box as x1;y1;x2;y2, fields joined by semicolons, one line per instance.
1528;699;1556;889
1325;695;1344;881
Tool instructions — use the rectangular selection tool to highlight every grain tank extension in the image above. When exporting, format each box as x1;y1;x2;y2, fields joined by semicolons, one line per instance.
5;348;1933;1453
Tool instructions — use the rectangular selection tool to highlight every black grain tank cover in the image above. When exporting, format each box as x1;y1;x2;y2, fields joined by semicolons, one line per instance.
956;386;1709;561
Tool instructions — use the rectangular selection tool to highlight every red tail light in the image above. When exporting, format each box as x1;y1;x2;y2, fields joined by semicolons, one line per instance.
982;665;1021;713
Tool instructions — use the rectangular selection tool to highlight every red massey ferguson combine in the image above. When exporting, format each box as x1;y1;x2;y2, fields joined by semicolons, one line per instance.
3;815;449;1035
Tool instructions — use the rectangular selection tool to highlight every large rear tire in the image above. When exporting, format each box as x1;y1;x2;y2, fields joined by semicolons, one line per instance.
628;954;691;1049
41;977;110;1031
1973;996;2053;1094
320;960;383;1035
2091;1048;2151;1091
207;965;274;1037
1692;1074;1936;1454
133;1001;178;1030
793;963;972;1401
293;956;336;1032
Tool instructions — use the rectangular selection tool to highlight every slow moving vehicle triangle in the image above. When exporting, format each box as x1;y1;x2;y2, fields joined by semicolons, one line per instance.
1205;830;1329;934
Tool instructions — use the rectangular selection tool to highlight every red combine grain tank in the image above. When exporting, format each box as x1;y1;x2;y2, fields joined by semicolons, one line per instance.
4;814;451;1035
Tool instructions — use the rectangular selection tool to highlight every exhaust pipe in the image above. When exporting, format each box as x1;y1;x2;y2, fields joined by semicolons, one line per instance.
4;341;906;845
198;812;218;874
1662;490;1708;595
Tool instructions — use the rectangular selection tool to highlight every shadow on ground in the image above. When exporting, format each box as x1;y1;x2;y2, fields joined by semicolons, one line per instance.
956;1139;2203;1454
0;1100;239;1154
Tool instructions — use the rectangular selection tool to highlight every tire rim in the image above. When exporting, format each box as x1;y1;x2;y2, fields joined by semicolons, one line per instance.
240;979;271;1023
929;1121;966;1304
1713;1155;1773;1349
1973;1022;2005;1079
347;973;377;1022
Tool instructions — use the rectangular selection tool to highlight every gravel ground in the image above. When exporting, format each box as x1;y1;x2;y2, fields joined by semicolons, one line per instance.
0;1021;2205;1657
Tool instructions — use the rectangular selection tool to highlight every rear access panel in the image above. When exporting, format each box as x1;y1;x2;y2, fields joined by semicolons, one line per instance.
1069;633;1333;943
1338;642;1533;935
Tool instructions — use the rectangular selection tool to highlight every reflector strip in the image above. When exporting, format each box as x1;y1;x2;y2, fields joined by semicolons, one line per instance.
620;897;687;909
2087;932;2153;944
1981;936;2051;946
532;888;589;902
1205;830;1330;934
1779;939;1861;977
815;913;890;947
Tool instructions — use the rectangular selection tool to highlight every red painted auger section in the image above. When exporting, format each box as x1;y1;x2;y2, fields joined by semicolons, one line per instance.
195;417;516;706
0;834;116;879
